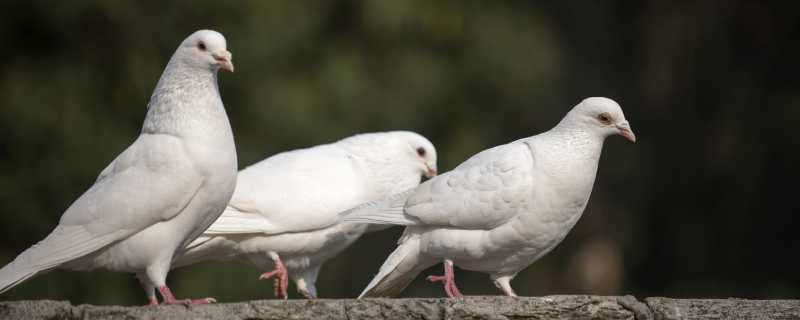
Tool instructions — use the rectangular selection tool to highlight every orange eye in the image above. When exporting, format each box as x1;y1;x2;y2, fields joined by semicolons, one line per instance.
197;42;206;51
417;148;426;156
597;113;612;124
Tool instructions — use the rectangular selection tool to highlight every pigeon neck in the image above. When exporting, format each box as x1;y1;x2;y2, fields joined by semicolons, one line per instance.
515;129;605;238
548;117;608;147
528;126;606;195
141;58;232;143
536;126;605;167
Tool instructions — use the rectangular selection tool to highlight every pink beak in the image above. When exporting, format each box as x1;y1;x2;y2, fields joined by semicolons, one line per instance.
426;164;438;179
617;123;636;142
212;51;234;72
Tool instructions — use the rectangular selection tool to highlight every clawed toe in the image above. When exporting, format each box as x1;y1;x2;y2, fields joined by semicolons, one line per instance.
426;275;446;282
428;259;463;298
192;298;217;305
155;285;216;306
260;253;290;299
159;297;216;306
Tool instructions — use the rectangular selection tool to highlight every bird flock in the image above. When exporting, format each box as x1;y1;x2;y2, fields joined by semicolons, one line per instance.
0;30;635;305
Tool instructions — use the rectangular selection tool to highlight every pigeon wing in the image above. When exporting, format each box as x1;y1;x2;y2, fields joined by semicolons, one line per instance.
59;133;204;232
343;140;534;229
203;144;371;235
403;141;534;229
0;133;204;293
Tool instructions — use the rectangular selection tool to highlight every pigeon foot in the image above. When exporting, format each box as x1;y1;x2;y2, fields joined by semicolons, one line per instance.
260;253;289;299
426;259;463;297
156;286;216;305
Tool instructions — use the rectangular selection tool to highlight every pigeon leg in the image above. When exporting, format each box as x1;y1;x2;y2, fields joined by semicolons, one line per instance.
140;281;158;306
144;262;215;305
491;275;518;297
136;270;159;306
157;285;217;305
426;259;463;297
259;251;289;299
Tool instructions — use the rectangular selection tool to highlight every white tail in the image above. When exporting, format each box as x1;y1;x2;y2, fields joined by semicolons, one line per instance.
0;225;120;294
170;235;220;270
359;234;437;298
339;188;422;226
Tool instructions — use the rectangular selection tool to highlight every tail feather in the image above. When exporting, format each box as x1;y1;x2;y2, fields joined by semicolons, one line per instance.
171;235;222;270
339;188;422;226
0;225;121;294
185;235;216;251
0;270;44;295
359;235;437;298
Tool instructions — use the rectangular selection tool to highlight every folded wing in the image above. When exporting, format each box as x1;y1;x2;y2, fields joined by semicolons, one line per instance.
0;133;204;293
343;140;534;229
203;144;372;235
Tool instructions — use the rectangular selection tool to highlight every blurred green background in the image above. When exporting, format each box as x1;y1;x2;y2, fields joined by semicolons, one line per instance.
1;0;799;305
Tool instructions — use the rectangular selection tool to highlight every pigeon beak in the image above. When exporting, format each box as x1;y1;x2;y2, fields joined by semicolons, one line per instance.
212;51;234;72
426;164;438;179
616;122;636;142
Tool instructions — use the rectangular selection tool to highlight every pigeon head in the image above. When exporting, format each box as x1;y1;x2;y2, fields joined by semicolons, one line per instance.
340;131;438;180
565;97;636;142
397;132;439;178
178;30;234;73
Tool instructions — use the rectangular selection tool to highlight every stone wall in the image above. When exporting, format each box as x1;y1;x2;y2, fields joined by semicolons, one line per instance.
2;295;798;320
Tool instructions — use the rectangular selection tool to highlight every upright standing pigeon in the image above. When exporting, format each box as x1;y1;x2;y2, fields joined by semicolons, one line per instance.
171;131;437;299
342;97;635;298
0;30;237;305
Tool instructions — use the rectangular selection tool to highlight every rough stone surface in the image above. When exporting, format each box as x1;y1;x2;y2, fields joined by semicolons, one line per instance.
1;296;798;320
646;297;800;320
443;295;634;320
618;295;653;320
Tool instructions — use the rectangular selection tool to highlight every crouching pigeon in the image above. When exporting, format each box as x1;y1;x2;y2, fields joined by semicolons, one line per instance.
342;97;635;298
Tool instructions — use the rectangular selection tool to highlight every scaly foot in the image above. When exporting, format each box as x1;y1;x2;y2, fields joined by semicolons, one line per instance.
157;286;216;305
426;259;463;297
260;253;289;299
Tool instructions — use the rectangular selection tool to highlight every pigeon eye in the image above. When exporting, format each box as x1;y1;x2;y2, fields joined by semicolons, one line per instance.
597;113;612;125
417;148;426;157
197;42;206;51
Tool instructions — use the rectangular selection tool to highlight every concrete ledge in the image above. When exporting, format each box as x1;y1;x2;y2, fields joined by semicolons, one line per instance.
646;297;800;320
0;296;797;320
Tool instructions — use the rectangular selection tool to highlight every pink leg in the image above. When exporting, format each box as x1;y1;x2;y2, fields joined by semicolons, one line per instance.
426;259;463;297
157;286;217;305
259;252;289;299
140;281;158;306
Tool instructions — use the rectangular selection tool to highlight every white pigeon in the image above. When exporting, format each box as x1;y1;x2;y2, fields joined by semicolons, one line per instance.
171;131;438;299
342;97;635;298
0;30;237;305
